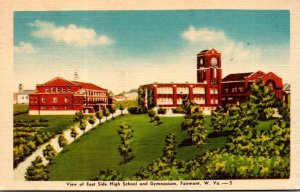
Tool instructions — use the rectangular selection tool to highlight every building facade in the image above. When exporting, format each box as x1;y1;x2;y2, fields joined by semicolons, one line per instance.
222;71;284;105
140;49;222;114
139;48;285;114
17;90;36;104
29;77;108;115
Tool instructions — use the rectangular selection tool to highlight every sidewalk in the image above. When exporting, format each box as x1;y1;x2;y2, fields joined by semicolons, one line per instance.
13;109;127;181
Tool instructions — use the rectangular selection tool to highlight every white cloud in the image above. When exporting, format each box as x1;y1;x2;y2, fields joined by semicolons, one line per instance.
14;42;38;54
29;20;114;47
182;26;227;43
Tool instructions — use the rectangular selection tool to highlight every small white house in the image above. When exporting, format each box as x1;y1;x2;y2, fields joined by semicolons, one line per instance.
16;90;35;104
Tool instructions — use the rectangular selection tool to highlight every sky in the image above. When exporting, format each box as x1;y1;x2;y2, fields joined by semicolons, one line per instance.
14;10;290;94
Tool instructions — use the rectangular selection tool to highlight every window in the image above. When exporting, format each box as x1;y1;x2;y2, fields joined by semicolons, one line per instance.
225;88;228;93
239;87;244;92
46;88;49;93
68;87;71;92
56;87;60;92
65;106;68;110
53;97;57;103
65;97;68;103
41;97;45;103
210;99;214;104
228;97;233;100
62;88;66;92
41;106;45;110
51;87;55;92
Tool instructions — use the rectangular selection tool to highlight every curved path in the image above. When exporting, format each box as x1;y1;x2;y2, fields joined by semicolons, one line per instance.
14;109;127;181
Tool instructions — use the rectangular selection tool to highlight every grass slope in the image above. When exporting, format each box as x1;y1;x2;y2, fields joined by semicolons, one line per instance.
14;114;75;135
48;114;227;180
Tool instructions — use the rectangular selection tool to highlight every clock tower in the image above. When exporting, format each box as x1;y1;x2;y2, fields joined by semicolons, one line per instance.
197;49;222;106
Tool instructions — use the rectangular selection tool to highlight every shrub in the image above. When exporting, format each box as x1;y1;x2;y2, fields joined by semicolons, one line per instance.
127;106;147;114
157;107;167;114
172;106;186;114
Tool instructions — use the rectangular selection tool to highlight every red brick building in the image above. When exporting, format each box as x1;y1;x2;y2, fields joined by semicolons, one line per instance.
29;77;108;115
139;48;285;114
222;71;283;105
140;49;222;114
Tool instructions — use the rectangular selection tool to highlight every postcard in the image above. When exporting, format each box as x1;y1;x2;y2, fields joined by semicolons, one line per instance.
0;0;299;190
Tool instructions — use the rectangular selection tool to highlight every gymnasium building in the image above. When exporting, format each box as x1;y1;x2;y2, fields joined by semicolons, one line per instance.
28;77;109;115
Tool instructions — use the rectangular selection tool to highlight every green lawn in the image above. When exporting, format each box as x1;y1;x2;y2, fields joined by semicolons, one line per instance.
48;114;227;180
114;100;138;109
14;114;75;135
14;104;29;112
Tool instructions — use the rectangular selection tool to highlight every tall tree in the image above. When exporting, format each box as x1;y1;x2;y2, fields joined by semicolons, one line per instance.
88;115;96;128
104;108;111;122
211;106;227;133
25;156;49;181
117;123;134;163
181;104;207;147
109;106;116;119
58;134;68;148
249;81;277;120
96;110;104;124
162;133;176;165
70;127;78;140
42;144;57;162
79;120;87;134
119;104;125;115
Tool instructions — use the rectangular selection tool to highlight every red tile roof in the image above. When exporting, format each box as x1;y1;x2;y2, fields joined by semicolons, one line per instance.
71;81;107;91
222;72;253;82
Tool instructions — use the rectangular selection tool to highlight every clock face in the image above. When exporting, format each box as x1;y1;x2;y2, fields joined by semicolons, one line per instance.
211;57;217;66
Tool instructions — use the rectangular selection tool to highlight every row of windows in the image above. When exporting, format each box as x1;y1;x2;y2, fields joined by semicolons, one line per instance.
86;91;107;97
45;87;71;93
224;86;245;93
157;97;217;105
40;106;69;110
157;87;207;94
210;88;218;94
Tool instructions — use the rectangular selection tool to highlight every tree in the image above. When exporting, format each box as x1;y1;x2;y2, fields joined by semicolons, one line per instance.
147;88;156;109
162;133;176;165
104;108;111;122
88;116;96;128
119;104;125;116
73;111;84;122
117;123;134;163
96;110;104;124
181;105;207;147
138;87;145;107
227;102;258;133
58;134;68;148
148;109;156;121
70;127;78;140
79;120;87;134
25;156;49;181
109;106;116;119
211;106;227;133
42;144;57;161
154;115;161;125
249;81;278;120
